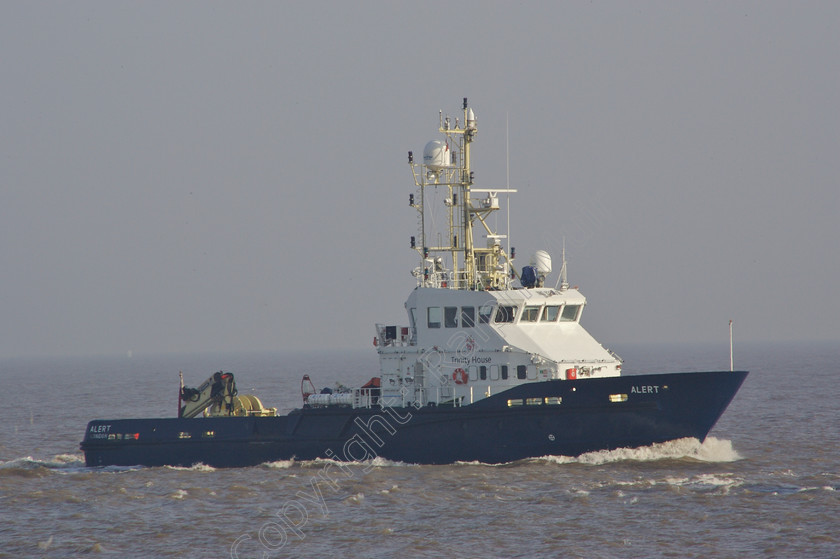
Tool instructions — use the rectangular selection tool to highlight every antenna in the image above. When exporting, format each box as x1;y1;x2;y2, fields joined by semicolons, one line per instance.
506;111;511;268
729;320;734;371
555;238;569;289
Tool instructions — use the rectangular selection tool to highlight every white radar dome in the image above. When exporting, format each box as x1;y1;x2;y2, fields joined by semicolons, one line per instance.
423;140;450;171
533;250;552;275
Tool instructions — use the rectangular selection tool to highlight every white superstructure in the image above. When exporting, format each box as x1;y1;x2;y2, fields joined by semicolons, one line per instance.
304;98;621;407
361;99;622;410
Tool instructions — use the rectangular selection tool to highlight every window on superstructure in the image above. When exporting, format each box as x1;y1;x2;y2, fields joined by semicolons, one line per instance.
478;305;494;324
495;306;517;323
461;306;475;327
427;307;441;328
501;365;509;380
490;365;499;380
560;304;581;322
517;365;527;380
541;305;560;322
444;307;458;328
461;307;475;328
521;306;540;322
479;366;487;380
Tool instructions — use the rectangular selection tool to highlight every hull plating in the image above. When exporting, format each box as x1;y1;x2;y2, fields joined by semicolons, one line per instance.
81;370;747;467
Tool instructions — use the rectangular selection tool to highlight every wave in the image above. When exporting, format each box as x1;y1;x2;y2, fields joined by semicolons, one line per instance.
7;438;735;474
248;438;741;471
162;462;216;472
365;456;411;468
536;437;742;466
169;488;189;499
663;472;744;493
261;455;413;471
262;459;296;469
0;454;87;476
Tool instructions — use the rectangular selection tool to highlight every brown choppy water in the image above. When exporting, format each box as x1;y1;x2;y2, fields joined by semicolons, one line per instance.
1;342;837;558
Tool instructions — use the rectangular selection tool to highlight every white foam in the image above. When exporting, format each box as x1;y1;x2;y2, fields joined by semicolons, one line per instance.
342;492;364;504
0;456;38;469
538;437;742;466
365;456;410;468
691;437;743;463
305;456;411;468
0;454;86;471
47;454;86;468
797;485;837;493
163;463;216;472
664;472;743;493
305;456;359;469
263;459;295;469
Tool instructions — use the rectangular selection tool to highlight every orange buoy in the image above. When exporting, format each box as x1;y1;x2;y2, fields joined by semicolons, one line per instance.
453;368;468;384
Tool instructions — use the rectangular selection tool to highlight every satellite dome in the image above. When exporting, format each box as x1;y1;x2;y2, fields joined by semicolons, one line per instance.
533;250;552;275
423;140;450;171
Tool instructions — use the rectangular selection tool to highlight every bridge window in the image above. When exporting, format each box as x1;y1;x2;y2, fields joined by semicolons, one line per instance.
461;306;475;327
541;305;560;322
495;306;517;323
444;307;458;328
427;307;441;328
560;304;581;322
501;365;509;380
521;306;540;322
478;305;494;324
479;366;487;380
517;365;527;379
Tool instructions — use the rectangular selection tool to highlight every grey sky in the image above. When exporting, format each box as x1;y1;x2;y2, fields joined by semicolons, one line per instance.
1;1;837;358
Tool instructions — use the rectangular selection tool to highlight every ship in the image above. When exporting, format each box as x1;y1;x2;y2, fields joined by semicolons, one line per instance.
81;99;748;468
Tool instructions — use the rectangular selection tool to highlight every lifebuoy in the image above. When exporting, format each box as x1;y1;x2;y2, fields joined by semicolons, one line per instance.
453;368;468;384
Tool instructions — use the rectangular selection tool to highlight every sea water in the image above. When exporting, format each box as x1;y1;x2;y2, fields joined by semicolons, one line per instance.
0;341;837;558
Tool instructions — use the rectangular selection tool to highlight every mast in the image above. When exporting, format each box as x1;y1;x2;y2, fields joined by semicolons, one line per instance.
408;98;517;290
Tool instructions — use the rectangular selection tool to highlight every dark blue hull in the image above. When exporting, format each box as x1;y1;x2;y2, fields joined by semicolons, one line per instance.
81;370;748;467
